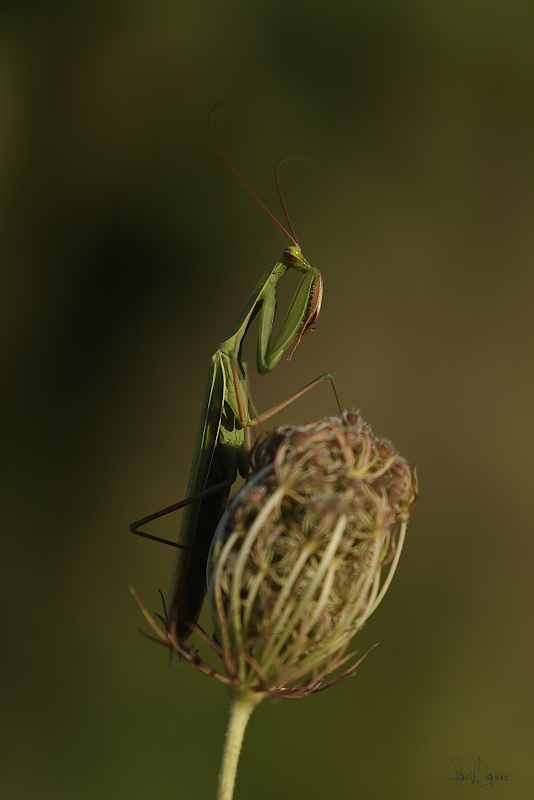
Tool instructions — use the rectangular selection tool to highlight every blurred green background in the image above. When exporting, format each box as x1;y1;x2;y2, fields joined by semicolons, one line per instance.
2;1;533;798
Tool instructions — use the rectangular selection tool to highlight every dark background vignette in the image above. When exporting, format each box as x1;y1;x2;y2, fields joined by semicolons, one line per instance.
1;2;532;798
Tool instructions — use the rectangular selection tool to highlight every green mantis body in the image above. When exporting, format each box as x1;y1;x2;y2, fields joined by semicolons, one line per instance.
168;245;333;640
131;243;336;643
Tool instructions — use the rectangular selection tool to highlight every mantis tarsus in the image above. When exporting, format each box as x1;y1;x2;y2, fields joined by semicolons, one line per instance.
130;120;341;643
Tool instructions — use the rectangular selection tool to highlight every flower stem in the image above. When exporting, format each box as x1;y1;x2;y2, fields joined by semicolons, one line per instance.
216;687;265;800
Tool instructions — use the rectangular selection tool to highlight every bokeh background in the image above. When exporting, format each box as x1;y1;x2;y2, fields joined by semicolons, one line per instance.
2;2;533;798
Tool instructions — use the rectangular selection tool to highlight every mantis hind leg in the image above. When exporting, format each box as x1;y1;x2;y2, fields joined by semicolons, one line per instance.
132;371;343;547
129;477;233;548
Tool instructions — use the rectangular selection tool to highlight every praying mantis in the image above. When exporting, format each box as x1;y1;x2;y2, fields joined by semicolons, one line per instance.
130;117;341;644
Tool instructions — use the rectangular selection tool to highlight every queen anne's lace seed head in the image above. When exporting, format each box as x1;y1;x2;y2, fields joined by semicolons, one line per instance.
206;411;417;698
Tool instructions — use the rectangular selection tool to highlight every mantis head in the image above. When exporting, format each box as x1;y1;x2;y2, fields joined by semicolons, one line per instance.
282;245;310;272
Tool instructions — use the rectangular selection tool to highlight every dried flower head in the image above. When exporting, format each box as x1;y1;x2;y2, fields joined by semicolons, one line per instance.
132;412;417;699
206;411;417;698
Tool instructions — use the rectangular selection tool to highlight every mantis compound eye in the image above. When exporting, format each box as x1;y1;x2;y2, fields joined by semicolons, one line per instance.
282;246;303;265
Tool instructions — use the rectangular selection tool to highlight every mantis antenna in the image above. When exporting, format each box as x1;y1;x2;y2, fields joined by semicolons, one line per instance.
208;102;300;246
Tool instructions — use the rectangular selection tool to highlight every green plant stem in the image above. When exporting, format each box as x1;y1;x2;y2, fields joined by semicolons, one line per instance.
216;687;265;800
